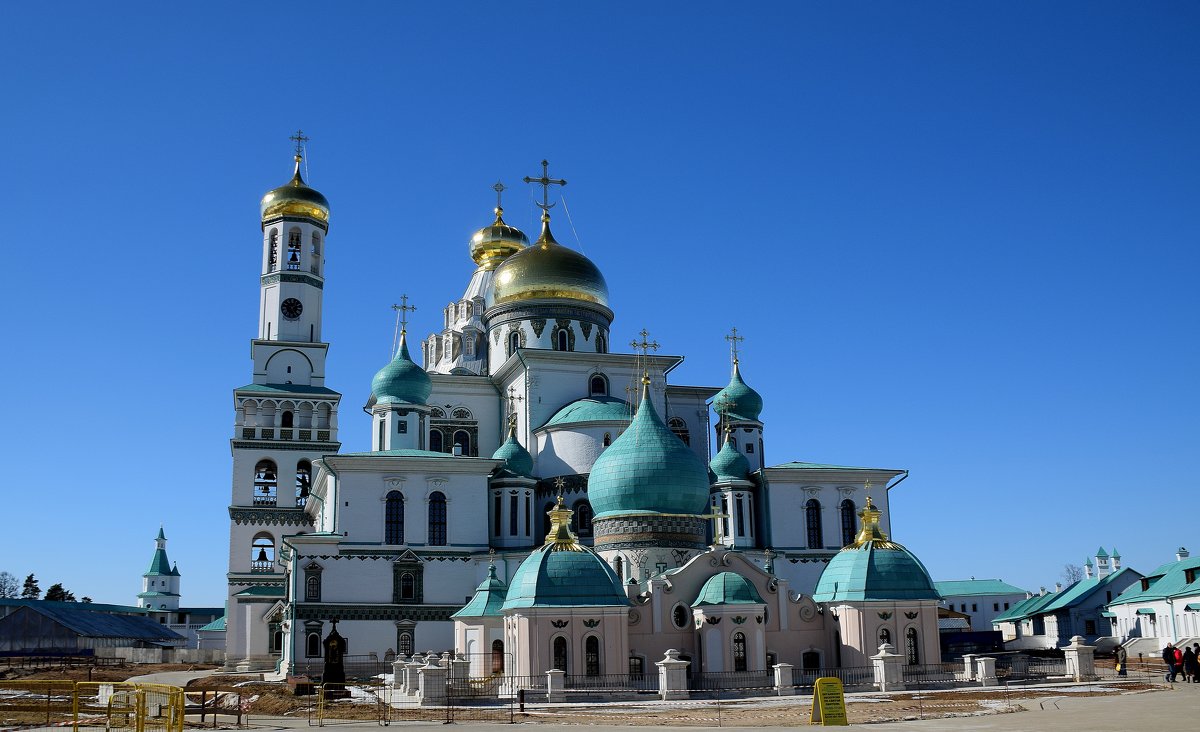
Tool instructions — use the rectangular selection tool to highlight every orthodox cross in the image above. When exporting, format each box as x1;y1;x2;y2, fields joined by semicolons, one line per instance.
631;328;660;358
764;547;777;575
523;159;567;211
391;295;416;357
702;502;730;546
506;387;524;426
289;129;310;158
715;393;734;435
725;327;744;366
493;181;506;210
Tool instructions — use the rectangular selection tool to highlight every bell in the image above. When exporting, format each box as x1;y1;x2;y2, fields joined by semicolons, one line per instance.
257;548;269;562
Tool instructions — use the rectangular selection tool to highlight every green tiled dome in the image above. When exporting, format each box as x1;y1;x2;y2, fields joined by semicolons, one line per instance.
541;396;632;428
492;423;534;477
452;563;509;618
709;435;751;482
370;334;431;406
811;498;939;602
587;381;710;519
713;362;763;422
694;572;765;606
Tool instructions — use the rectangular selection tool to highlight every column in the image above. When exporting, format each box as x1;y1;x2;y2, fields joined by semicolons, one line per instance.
656;649;691;701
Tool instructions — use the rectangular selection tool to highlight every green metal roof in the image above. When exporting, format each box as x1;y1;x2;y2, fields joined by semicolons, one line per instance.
992;592;1057;624
197;616;226;632
1186;604;1200;612
694;572;765;606
501;545;629;610
1040;569;1136;614
370;334;432;406
491;428;534;478
712;362;763;422
541;396;632;429
767;461;900;471
136;591;180;598
1100;611;1116;618
452;565;509;618
1137;608;1157;614
145;548;179;577
813;540;940;602
934;579;1029;597
234;586;286;597
1110;556;1200;606
709;437;751;482
587;386;710;519
236;383;341;396
339;449;459;458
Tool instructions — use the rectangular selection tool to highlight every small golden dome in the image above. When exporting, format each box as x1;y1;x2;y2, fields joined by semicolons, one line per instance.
260;156;330;225
488;213;609;308
470;207;528;270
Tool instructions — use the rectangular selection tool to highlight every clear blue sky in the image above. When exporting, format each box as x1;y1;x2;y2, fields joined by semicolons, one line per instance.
1;2;1196;607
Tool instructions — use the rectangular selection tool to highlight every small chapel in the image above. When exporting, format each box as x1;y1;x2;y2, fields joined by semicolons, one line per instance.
223;142;942;676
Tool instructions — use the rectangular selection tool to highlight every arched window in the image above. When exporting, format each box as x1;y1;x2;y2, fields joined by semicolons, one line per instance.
585;636;601;676
306;632;321;657
733;632;747;672
491;639;505;674
453;429;471;456
398;631;413;656
271;629;283;654
400;572;416;600
839;499;857;547
287;229;302;270
668;417;690;446
267;229;279;272
251;533;274;572
295;460;311;507
879;628;891;647
615;556;624;583
573;501;594;538
552;636;568;672
802;650;821;671
429;430;443;453
556;329;569;351
602;433;612;447
305;575;320;601
385;491;405;545
589;374;608;396
254;460;278;506
595;333;606;353
428;491;447;546
282;411;294;428
310;233;321;274
805;499;823;549
508;331;520;356
905;628;920;665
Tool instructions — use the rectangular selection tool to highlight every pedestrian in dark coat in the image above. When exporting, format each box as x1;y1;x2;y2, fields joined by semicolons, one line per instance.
1185;646;1200;683
1163;643;1178;681
1115;644;1128;677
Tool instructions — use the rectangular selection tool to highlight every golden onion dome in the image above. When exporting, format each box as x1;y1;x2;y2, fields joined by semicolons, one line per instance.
260;156;330;225
489;213;608;308
470;207;529;270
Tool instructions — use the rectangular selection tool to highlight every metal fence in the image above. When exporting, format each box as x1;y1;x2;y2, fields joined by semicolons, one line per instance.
0;680;184;732
295;654;393;682
791;666;875;690
688;670;774;692
562;673;659;693
901;662;966;688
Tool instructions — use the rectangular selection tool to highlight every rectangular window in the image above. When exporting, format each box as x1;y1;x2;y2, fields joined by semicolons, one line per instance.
493;494;502;537
397;421;407;434
994;603;999;611
1004;603;1010;610
735;498;745;536
745;443;754;453
972;604;978;612
524;495;531;536
1085;620;1096;635
510;494;518;536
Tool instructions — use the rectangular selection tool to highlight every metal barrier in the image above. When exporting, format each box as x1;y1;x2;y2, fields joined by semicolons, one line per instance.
689;670;774;692
901;662;966;688
792;666;875;690
562;673;659;693
0;679;76;727
0;681;184;732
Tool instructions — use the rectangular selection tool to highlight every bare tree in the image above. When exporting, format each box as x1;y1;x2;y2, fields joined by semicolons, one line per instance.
1062;563;1084;584
0;572;18;598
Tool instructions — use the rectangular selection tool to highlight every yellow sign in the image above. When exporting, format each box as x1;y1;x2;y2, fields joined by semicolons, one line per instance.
810;677;848;726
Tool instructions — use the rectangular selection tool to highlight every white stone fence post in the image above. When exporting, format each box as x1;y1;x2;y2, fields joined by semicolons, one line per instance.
1063;635;1096;681
773;662;794;696
656;649;691;701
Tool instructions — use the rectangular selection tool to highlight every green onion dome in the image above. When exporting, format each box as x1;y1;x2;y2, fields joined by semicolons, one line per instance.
694;572;765;606
713;361;763;422
812;497;940;602
452;563;509;618
709;433;752;482
370;333;432;406
587;378;710;519
492;420;534;478
260;156;330;225
501;498;629;609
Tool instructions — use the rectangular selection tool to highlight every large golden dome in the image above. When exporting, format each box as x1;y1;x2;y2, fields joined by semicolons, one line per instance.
470;207;528;270
260;156;330;225
489;213;608;308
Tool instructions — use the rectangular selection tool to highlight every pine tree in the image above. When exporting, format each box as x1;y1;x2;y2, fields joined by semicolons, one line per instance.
20;574;40;600
44;584;76;602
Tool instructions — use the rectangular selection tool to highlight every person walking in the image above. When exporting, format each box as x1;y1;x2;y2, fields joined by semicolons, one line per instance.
1115;643;1128;677
1163;643;1178;682
1184;645;1200;683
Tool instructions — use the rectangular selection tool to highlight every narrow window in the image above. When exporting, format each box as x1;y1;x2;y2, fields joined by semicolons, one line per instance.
397;420;407;434
509;494;518;536
556;329;569;351
306;632;321;657
839;499;856;547
287;229;302;270
805;499;823;549
905;628;920;665
251;533;274;572
745;443;754;453
589;374;608;396
629;656;645;678
429;430;443;453
733;632;747;672
305;575;320;601
585;636;600;676
673;605;688;629
735;497;746;536
453;429;471;456
493;494;502;537
595;333;606;353
603;433;612;447
398;631;413;656
573;501;593;538
267;229;279;272
254;460;278;506
491;639;505;674
281;411;294;428
508;331;520;355
400;572;416;600
385;491;405;544
615;556;624;583
879;627;891;646
553;636;568;672
428;491;447;545
668;417;690;446
378;418;386;450
524;494;531;536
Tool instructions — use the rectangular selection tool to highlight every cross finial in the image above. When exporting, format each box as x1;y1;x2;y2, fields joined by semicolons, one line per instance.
289;129;310;159
725;327;744;367
523;160;567;212
391;295;417;357
553;477;566;491
506;387;524;426
703;502;730;546
630;329;660;359
492;181;506;211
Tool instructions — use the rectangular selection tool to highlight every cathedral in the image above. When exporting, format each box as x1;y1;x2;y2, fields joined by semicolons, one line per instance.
224;143;942;677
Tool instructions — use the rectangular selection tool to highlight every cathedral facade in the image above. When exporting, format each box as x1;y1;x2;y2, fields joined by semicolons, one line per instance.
224;150;941;676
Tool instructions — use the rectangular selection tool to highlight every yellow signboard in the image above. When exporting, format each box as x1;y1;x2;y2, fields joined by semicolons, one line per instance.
810;676;848;726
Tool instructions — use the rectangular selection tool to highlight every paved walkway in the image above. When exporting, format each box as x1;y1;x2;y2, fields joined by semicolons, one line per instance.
123;668;220;686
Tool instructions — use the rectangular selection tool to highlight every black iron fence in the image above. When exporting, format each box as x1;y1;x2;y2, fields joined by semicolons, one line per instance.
294;655;392;682
901;662;965;688
563;673;659;693
791;665;875;689
688;670;774;691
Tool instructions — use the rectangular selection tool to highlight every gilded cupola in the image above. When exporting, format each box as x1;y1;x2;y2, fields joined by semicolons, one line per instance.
260;154;330;226
487;211;609;308
470;205;529;271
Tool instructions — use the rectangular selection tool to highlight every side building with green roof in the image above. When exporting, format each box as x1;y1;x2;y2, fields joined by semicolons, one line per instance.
934;579;1029;632
1106;547;1200;655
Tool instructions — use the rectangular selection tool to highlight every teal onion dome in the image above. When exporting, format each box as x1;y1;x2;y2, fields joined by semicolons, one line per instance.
492;421;534;478
501;499;629;609
694;572;766;606
812;498;939;602
370;333;432;406
713;361;763;422
587;379;710;519
452;563;509;618
709;433;751;482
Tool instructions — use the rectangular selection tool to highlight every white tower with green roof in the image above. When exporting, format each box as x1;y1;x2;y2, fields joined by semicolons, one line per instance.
225;133;342;671
138;526;181;612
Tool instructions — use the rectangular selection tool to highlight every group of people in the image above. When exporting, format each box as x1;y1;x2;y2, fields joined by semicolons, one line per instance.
1161;642;1200;682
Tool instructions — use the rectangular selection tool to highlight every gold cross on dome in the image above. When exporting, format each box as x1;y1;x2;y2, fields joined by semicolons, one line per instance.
391;295;416;357
506;387;524;425
523;160;567;212
630;329;660;358
702;502;730;546
725;327;744;366
289;129;310;158
493;181;506;209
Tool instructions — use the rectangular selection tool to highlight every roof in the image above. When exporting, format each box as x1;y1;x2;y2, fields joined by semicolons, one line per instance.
992;592;1057;624
452;565;509;618
768;461;902;472
540;396;632;429
0;605;184;643
233;586;286;598
236;383;340;396
993;568;1138;624
813;543;940;602
712;362;762;422
338;449;461;458
710;438;751;482
693;572;765;606
938;617;972;631
934;579;1029;597
501;545;629;609
145;548;179;577
136;591;180;598
0;598;147;615
371;335;432;406
197;616;226;632
1110;556;1200;606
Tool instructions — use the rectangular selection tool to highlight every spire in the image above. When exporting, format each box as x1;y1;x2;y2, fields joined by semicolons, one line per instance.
524;160;566;246
543;496;583;552
492;180;506;222
289;129;309;179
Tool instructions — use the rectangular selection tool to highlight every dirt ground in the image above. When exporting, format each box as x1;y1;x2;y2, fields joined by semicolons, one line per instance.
0;662;218;684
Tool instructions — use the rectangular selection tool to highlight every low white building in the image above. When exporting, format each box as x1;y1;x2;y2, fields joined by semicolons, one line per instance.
1108;547;1200;654
934;579;1028;632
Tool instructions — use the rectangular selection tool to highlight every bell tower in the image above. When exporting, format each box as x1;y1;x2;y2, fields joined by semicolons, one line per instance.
225;132;341;671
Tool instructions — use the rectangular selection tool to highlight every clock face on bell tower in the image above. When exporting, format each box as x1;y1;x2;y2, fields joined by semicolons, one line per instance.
281;298;304;320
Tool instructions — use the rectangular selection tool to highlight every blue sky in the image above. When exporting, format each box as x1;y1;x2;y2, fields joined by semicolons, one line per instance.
1;2;1196;606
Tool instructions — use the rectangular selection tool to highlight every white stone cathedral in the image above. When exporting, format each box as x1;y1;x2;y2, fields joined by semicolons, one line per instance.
224;149;941;676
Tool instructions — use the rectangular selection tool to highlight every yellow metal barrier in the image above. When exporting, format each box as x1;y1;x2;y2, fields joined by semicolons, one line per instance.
0;681;183;732
0;679;76;727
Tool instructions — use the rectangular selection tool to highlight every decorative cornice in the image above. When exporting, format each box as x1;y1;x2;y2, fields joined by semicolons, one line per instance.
260;272;325;289
294;604;459;623
229;507;314;526
231;440;341;452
